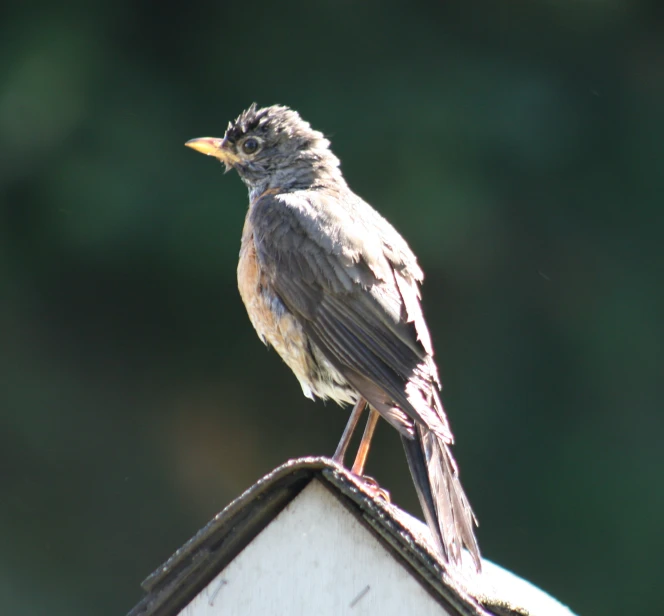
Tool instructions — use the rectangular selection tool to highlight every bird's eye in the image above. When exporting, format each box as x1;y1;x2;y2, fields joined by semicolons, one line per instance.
242;137;260;155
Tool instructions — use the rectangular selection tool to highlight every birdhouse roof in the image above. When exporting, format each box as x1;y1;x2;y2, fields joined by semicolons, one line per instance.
127;457;575;616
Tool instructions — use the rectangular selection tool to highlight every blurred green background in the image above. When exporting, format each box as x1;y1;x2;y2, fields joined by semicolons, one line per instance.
1;1;662;614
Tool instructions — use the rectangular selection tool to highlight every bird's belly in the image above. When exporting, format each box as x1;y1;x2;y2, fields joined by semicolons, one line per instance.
237;227;356;405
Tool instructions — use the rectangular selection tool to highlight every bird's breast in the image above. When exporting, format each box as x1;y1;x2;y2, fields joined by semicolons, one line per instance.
237;216;306;366
237;215;356;405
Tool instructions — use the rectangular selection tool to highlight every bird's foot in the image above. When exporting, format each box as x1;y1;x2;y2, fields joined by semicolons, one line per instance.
357;474;391;502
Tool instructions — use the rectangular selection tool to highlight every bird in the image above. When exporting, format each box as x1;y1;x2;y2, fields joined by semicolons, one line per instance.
185;104;481;571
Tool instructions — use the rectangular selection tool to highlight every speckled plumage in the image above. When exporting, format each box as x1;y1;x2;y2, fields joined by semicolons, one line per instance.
238;208;356;405
186;104;481;572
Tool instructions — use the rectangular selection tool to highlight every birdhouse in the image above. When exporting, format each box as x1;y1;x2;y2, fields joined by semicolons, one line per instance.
128;458;576;616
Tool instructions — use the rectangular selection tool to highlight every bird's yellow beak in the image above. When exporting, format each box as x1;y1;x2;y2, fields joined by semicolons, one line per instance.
185;137;240;165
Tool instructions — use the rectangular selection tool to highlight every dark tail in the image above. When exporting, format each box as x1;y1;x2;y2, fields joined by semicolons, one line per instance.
402;426;481;571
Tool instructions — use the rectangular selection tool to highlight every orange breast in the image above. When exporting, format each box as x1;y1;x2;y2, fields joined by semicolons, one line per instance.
237;215;316;398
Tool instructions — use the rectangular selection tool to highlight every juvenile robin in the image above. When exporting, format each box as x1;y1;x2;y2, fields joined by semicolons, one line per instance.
185;104;481;571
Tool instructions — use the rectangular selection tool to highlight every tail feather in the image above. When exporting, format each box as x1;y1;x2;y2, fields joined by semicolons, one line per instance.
401;433;445;555
402;426;481;571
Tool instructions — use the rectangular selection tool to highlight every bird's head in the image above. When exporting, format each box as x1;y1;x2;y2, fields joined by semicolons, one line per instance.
185;104;343;194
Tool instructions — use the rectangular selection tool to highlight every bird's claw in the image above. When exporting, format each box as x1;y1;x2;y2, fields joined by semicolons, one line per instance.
357;474;391;502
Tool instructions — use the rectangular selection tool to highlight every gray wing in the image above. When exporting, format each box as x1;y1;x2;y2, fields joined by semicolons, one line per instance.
250;190;451;441
251;189;480;571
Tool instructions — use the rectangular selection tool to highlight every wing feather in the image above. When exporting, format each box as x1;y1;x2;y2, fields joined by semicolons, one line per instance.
250;190;480;570
251;192;444;434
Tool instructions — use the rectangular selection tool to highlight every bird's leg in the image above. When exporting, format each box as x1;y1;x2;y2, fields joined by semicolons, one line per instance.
351;407;390;501
334;403;390;501
333;397;366;465
351;407;380;476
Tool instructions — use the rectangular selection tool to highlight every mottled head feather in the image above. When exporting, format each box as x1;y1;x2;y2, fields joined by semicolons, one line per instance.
224;103;329;149
219;104;343;194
